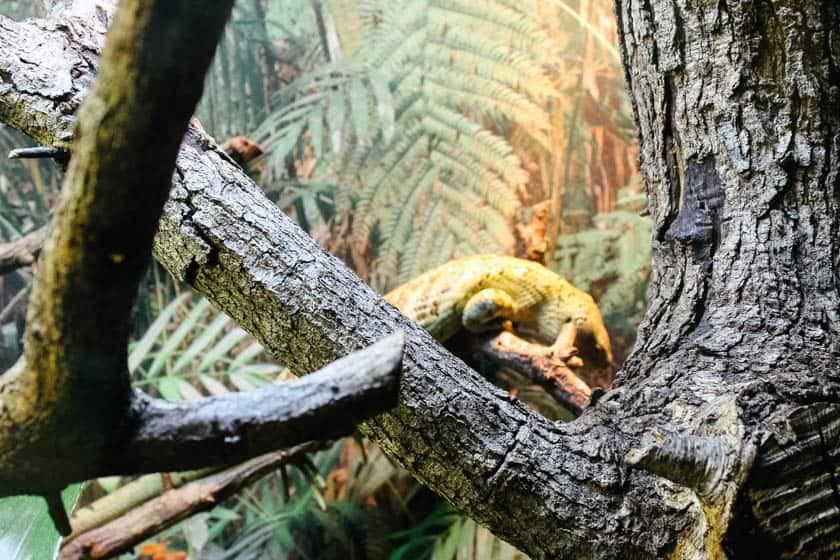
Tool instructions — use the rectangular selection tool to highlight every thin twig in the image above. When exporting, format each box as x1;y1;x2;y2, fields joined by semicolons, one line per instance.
0;284;30;325
61;441;324;560
0;226;47;274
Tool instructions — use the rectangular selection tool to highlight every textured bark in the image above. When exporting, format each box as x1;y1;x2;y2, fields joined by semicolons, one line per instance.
0;1;836;558
155;122;675;559
0;0;403;499
0;15;688;558
615;0;840;555
0;5;402;546
0;0;237;497
113;334;402;474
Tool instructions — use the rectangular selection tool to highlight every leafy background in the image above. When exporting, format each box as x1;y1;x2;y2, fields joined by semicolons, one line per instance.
0;0;649;558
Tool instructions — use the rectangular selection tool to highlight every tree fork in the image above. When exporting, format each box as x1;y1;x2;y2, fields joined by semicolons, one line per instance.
0;1;837;558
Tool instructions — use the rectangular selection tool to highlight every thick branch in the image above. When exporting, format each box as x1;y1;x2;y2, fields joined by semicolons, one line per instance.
8;9;831;558
0;0;235;495
0;3;403;524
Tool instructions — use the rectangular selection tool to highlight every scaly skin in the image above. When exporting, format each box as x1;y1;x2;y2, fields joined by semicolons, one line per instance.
385;255;613;372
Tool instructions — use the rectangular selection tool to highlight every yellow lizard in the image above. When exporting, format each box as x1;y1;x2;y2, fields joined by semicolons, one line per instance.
385;254;613;374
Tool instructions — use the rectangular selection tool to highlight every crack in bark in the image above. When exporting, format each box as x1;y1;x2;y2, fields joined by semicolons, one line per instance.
485;419;528;488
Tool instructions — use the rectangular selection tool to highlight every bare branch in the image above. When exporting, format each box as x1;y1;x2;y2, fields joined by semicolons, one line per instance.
0;11;751;559
113;333;403;474
61;442;321;560
0;15;672;556
0;226;47;274
0;4;404;531
472;330;591;414
0;0;236;496
68;470;215;539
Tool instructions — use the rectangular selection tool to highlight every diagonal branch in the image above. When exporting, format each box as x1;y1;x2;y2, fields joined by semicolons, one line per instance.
61;441;322;560
0;11;705;560
113;333;403;474
0;0;237;498
0;226;47;274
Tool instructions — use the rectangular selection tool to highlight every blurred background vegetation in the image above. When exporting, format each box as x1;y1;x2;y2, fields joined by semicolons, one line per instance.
0;0;649;558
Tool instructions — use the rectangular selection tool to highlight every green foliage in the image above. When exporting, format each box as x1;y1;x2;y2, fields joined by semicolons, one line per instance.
390;505;526;560
256;61;395;182
257;0;562;289
197;0;317;140
129;292;282;400
124;292;409;559
0;485;83;560
151;440;400;559
553;209;652;336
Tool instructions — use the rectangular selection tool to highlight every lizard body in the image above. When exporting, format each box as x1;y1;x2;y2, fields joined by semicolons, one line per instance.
385;255;613;372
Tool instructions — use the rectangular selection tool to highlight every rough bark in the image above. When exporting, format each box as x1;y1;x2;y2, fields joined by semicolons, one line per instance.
0;0;231;496
615;0;840;555
114;334;403;474
0;1;836;558
0;14;689;558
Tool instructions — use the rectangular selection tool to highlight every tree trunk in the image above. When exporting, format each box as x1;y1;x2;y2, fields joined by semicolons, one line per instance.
0;1;837;557
614;0;840;555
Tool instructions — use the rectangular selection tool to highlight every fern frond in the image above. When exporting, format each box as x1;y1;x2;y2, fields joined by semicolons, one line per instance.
424;70;549;127
398;201;444;283
368;0;427;75
429;0;556;64
425;32;556;100
257;0;564;282
376;165;437;266
438;183;514;250
423;105;528;186
428;144;520;214
352;120;427;244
